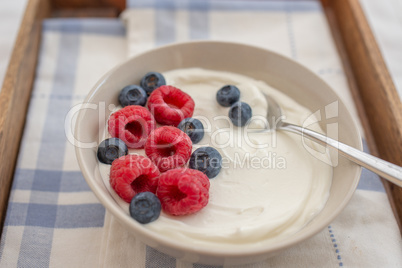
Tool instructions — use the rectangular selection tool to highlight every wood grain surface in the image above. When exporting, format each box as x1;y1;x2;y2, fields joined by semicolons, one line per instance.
321;0;402;234
0;0;51;237
51;0;125;17
51;0;125;12
51;8;121;18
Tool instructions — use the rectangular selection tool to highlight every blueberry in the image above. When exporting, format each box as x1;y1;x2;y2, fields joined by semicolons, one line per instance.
177;118;204;144
118;85;147;107
189;147;222;179
129;192;161;224
216;85;240;107
228;102;252;127
97;138;128;165
140;72;166;95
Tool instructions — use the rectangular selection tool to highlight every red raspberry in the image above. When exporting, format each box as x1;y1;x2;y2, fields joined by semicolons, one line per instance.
145;126;192;172
110;155;160;203
108;105;156;149
147;85;195;126
156;168;210;216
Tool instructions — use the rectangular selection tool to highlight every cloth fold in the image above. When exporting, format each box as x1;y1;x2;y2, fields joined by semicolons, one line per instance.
101;191;402;268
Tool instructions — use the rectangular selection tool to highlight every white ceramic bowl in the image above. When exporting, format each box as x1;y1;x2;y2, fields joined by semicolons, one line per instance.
75;41;362;265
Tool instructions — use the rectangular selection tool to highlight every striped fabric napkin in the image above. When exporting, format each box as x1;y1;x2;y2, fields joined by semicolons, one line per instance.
0;19;127;267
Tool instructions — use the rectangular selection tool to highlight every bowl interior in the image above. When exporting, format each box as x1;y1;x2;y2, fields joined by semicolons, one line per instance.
75;41;361;265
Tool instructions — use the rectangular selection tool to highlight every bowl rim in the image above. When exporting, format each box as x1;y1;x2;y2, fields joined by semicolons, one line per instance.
75;40;362;258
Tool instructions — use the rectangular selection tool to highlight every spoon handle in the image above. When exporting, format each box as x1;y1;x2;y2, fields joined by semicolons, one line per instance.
281;123;402;187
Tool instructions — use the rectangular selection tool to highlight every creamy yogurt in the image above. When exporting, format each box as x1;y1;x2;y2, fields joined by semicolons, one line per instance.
99;68;332;248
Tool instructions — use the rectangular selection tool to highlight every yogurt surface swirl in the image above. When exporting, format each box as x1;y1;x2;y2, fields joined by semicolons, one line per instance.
100;68;333;248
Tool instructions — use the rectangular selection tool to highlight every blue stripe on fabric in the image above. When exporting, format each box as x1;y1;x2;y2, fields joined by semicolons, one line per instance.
5;203;105;228
357;139;385;192
17;23;82;267
210;0;320;12
43;18;126;36
128;0;321;12
13;169;90;192
145;246;176;268
17;227;54;268
11;169;35;190
156;8;176;45
4;203;29;226
60;171;91;192
35;34;80;171
25;204;58;228
328;226;343;267
32;169;62;192
189;0;209;39
54;204;105;228
34;99;73;169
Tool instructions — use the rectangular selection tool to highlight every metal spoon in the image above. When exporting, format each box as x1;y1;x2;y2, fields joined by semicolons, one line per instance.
251;95;402;187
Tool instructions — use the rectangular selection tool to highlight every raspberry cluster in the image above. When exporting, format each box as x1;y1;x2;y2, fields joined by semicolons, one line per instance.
100;72;215;222
98;73;245;223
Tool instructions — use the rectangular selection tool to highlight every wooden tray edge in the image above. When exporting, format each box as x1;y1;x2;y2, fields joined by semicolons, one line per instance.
321;0;402;234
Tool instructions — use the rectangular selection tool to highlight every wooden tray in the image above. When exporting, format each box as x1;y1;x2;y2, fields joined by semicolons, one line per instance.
0;0;401;238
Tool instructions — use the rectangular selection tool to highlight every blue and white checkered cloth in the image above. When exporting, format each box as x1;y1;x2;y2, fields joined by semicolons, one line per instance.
0;19;127;267
0;1;401;267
